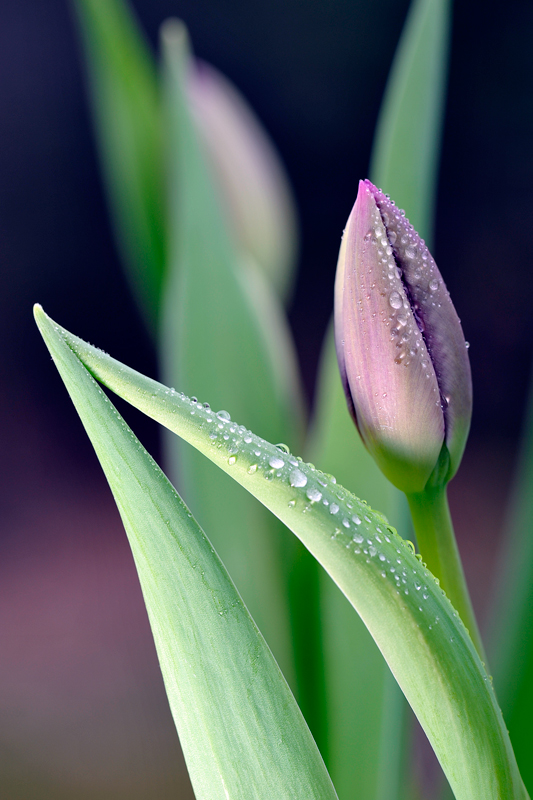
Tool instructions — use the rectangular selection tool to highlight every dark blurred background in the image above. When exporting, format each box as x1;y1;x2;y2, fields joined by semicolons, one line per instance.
2;0;533;797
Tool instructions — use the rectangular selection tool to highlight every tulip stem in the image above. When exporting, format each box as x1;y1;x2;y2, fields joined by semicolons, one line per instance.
406;485;486;663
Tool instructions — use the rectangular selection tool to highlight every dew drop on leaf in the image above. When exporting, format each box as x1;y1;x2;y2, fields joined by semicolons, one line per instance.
289;469;307;488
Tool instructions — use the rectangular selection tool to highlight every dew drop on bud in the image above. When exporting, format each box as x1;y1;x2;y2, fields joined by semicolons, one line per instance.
389;291;402;309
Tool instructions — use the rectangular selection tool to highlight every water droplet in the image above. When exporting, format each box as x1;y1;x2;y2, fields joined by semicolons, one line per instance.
216;410;231;421
275;443;291;454
368;545;377;557
352;515;361;525
244;434;253;444
248;464;258;474
389;291;402;309
329;503;339;515
353;532;364;544
429;278;439;292
289;469;307;488
288;499;296;508
228;456;237;466
388;230;397;245
465;341;470;350
379;553;386;561
405;540;416;555
342;518;351;528
306;487;322;503
191;396;198;403
269;455;285;469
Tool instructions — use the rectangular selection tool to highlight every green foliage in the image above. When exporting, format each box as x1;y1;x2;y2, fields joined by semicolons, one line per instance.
35;307;529;800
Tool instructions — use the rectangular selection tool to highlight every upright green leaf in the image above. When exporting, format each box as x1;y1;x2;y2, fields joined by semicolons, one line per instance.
370;0;451;245
160;22;312;712
45;310;529;800
34;305;338;800
71;0;165;330
490;366;533;794
309;0;452;792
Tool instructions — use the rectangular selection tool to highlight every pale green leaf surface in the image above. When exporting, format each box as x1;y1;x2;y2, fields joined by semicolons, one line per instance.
71;0;165;330
369;0;451;245
308;324;409;800
34;305;337;800
160;22;309;706
43;309;529;800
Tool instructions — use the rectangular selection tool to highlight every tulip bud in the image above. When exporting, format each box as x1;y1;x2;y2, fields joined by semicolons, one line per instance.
335;180;472;494
187;61;298;300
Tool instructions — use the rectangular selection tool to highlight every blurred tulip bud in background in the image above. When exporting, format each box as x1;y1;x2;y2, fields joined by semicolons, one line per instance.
188;60;299;300
335;179;472;495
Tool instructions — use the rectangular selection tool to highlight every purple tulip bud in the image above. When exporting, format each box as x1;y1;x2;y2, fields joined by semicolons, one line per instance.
335;179;472;494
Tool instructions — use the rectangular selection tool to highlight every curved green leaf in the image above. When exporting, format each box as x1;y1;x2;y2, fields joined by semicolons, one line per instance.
40;308;529;800
71;0;165;330
34;304;337;800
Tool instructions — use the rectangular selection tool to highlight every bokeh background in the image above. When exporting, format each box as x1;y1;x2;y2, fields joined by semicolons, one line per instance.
2;0;533;797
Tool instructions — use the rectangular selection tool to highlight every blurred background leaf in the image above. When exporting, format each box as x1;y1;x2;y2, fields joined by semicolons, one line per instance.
160;20;328;740
72;0;165;332
490;365;533;795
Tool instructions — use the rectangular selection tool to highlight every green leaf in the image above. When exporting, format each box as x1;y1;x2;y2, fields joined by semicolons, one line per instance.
160;21;311;711
307;323;409;800
34;304;338;800
490;367;533;794
71;0;165;330
42;309;529;800
308;0;453;792
369;0;451;245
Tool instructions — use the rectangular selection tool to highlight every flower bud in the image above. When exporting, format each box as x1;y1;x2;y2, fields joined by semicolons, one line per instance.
187;61;298;299
334;180;472;494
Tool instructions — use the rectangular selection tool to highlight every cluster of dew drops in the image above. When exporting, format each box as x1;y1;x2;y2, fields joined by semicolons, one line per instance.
359;189;441;417
167;388;460;634
360;184;470;415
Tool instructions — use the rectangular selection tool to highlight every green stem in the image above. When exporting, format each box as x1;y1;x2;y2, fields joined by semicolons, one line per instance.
407;484;486;663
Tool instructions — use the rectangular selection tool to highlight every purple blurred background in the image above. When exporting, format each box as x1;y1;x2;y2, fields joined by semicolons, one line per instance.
2;0;533;796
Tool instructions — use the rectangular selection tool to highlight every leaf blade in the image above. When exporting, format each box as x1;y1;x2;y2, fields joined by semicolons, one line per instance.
34;304;338;800
160;21;308;704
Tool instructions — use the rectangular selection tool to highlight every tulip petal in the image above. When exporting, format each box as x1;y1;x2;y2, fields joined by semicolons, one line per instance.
366;180;472;479
335;181;444;493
